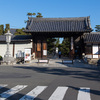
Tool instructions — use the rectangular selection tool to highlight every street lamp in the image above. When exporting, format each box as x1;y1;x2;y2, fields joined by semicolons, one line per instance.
4;30;14;64
4;30;12;57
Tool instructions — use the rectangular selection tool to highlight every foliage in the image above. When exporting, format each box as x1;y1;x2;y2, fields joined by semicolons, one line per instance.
55;38;60;47
0;25;4;35
27;12;43;18
47;37;70;57
36;12;43;18
27;13;32;16
47;38;56;54
0;24;10;35
95;25;100;32
5;24;10;33
27;13;36;17
60;38;70;57
14;28;28;35
0;56;3;61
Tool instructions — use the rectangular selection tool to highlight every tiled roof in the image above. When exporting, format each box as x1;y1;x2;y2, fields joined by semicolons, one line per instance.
0;35;32;42
84;32;100;43
10;29;17;34
0;35;6;41
25;16;92;32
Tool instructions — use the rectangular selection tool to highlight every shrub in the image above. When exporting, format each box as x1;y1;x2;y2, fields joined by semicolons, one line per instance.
0;56;3;60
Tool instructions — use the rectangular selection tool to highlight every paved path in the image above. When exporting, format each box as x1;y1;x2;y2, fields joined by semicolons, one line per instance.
13;59;97;69
0;60;99;100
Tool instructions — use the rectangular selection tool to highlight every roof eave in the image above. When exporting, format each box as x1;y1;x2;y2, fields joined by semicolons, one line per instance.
24;30;92;33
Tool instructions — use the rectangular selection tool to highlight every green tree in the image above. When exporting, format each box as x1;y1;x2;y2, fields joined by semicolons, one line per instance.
27;12;43;18
15;28;28;35
27;12;33;17
5;24;10;33
25;12;43;23
36;12;43;18
0;25;4;35
60;38;70;57
33;13;36;16
0;29;2;35
55;38;60;47
47;38;56;54
95;25;100;32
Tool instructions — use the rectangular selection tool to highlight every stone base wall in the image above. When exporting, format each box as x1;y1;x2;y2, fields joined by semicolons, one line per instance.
87;58;99;65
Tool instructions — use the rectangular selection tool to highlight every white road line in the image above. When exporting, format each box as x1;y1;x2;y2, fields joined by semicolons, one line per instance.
48;86;68;100
0;85;27;100
77;87;91;100
0;84;8;89
19;86;47;100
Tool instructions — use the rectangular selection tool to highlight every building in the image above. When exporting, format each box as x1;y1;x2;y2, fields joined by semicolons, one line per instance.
24;16;92;58
0;35;32;58
84;32;100;59
2;16;100;59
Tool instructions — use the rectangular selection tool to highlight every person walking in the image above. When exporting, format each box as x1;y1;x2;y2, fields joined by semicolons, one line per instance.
58;51;61;58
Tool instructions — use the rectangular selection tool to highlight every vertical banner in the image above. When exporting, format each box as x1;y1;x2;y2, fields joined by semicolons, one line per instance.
71;37;73;50
24;49;31;61
43;50;47;55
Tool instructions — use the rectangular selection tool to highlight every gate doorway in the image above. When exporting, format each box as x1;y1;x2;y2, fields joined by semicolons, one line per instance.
25;17;92;59
47;37;71;59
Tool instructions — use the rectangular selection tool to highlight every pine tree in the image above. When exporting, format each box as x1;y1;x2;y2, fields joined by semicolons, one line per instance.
95;25;100;32
36;12;43;18
60;38;70;57
14;28;28;35
47;38;56;54
5;24;10;33
55;38;60;47
0;25;4;35
27;12;33;17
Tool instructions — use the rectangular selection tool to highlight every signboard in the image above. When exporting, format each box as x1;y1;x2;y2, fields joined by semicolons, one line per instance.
43;50;47;55
39;60;48;63
24;49;31;61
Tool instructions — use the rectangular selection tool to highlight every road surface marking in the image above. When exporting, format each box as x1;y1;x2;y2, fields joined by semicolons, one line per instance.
0;85;27;100
77;87;91;100
19;86;47;100
0;84;8;89
48;86;68;100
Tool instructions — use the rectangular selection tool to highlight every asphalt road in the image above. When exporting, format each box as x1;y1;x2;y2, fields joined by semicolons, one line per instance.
0;65;100;100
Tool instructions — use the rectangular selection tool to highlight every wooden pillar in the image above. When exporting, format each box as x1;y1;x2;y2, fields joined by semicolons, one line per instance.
80;35;82;58
32;39;36;59
42;40;47;58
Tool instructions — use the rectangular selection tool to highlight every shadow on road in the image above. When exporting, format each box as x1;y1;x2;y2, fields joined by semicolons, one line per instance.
13;65;100;82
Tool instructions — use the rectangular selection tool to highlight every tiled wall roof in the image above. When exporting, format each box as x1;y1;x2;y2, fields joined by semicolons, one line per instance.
84;32;100;43
0;35;32;42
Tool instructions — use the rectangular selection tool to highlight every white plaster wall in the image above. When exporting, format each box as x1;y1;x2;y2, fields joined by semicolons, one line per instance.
92;45;98;58
0;44;13;57
0;42;32;58
14;42;32;58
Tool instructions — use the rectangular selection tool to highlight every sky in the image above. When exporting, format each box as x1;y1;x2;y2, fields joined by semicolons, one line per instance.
0;0;100;31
